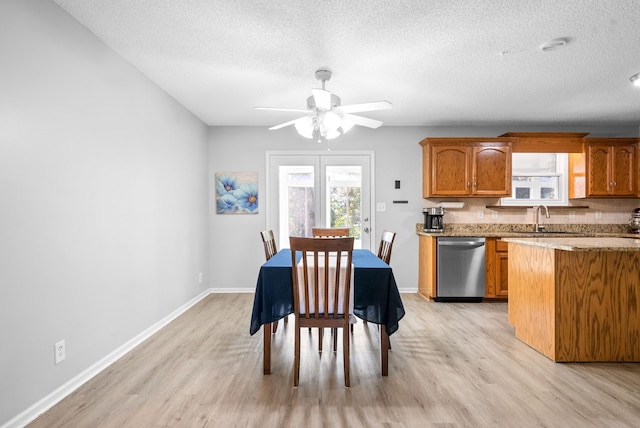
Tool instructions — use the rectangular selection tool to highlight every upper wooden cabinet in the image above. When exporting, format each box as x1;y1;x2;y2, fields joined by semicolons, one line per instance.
420;139;512;197
569;139;638;198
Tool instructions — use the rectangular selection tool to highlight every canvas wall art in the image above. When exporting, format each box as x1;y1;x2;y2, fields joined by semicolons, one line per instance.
215;172;258;214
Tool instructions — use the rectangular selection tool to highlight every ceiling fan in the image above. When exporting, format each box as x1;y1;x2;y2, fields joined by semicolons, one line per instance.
254;69;392;142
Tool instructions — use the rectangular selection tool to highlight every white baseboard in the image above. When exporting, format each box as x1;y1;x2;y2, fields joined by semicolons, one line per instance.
209;287;255;293
1;289;213;428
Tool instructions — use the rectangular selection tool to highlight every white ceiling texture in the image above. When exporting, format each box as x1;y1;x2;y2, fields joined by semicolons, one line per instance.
52;0;640;129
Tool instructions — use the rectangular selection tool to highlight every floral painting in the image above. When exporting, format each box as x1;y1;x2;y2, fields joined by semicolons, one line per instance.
215;172;258;214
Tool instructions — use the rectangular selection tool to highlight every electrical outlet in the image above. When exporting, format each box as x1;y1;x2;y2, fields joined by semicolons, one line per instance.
595;211;602;219
54;340;65;365
376;203;386;212
198;272;203;283
569;210;576;219
477;210;485;219
491;211;499;219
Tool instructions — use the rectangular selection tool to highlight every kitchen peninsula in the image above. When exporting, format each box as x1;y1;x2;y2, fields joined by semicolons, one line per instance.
504;236;640;362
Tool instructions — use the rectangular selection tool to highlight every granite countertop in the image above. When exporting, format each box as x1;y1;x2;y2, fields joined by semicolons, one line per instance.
415;223;640;239
501;236;640;251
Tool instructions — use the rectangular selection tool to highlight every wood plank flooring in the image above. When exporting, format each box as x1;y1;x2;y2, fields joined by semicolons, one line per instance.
28;294;640;427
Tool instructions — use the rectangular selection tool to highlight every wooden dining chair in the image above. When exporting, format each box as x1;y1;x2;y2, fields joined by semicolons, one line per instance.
311;227;350;238
260;230;286;333
377;230;396;264
358;230;396;349
260;229;278;261
289;236;354;387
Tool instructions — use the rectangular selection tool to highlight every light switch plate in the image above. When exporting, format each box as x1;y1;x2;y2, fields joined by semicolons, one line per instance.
376;203;386;212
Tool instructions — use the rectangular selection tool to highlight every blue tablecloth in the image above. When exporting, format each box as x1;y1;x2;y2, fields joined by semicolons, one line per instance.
249;249;405;336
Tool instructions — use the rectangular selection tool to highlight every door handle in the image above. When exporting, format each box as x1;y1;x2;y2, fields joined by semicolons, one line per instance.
363;227;370;233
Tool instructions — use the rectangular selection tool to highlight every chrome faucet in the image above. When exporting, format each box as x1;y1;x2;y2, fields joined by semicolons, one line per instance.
534;205;550;232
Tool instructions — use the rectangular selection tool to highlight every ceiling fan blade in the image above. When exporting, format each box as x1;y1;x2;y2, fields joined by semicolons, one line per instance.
340;101;392;114
254;106;309;113
268;116;310;131
343;113;383;129
312;88;332;110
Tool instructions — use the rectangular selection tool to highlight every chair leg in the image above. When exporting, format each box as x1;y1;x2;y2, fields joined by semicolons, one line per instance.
343;326;350;387
294;323;301;387
332;328;337;352
272;319;278;334
318;328;323;352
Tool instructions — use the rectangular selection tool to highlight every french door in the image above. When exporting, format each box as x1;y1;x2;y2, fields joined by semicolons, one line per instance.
267;152;373;250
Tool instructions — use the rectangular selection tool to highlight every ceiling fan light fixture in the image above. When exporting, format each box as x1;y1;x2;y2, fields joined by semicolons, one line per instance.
294;116;314;138
257;68;392;142
322;111;342;132
630;72;640;87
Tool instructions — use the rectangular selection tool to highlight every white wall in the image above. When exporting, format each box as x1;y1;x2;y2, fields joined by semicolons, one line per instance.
208;126;425;293
0;1;209;425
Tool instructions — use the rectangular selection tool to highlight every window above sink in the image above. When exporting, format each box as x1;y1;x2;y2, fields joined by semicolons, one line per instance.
500;153;569;206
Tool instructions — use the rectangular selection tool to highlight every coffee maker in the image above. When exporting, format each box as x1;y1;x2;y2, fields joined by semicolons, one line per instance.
423;207;445;232
630;208;640;233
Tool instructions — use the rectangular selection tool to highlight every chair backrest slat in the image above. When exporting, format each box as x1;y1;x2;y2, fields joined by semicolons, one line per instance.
311;227;349;238
377;230;396;264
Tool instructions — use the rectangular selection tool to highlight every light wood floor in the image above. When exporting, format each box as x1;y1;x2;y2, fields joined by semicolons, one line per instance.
29;294;640;427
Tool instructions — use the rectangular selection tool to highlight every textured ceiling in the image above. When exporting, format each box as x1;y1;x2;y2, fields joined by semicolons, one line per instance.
52;0;640;128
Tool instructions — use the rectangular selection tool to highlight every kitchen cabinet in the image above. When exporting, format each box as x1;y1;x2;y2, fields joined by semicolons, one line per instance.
507;237;640;362
417;235;437;300
420;139;512;197
569;139;637;198
485;238;508;298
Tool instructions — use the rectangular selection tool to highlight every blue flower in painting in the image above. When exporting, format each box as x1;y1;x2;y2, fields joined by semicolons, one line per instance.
216;175;239;196
217;193;238;213
234;183;258;213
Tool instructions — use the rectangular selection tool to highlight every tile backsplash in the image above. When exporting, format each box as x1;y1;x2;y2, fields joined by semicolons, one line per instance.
422;198;640;226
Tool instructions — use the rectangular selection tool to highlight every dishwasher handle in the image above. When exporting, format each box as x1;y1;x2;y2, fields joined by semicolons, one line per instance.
438;241;485;248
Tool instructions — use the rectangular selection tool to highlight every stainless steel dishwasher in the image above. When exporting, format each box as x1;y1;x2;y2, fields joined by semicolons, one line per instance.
436;237;486;302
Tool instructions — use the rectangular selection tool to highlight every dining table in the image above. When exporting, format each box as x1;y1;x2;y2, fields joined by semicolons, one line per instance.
250;248;405;376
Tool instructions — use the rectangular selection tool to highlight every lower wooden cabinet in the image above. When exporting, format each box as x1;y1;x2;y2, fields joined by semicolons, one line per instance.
418;235;437;300
485;238;509;298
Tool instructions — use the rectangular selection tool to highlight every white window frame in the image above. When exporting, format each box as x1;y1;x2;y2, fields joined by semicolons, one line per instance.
501;153;569;206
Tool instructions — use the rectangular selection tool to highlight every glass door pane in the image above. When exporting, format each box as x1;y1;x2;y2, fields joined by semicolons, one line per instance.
279;165;316;241
325;165;362;248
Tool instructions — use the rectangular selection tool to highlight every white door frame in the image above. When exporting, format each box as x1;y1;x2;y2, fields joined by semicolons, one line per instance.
265;150;376;251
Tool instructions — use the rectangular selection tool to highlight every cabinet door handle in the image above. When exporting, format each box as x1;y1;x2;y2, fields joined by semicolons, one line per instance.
467;182;471;188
